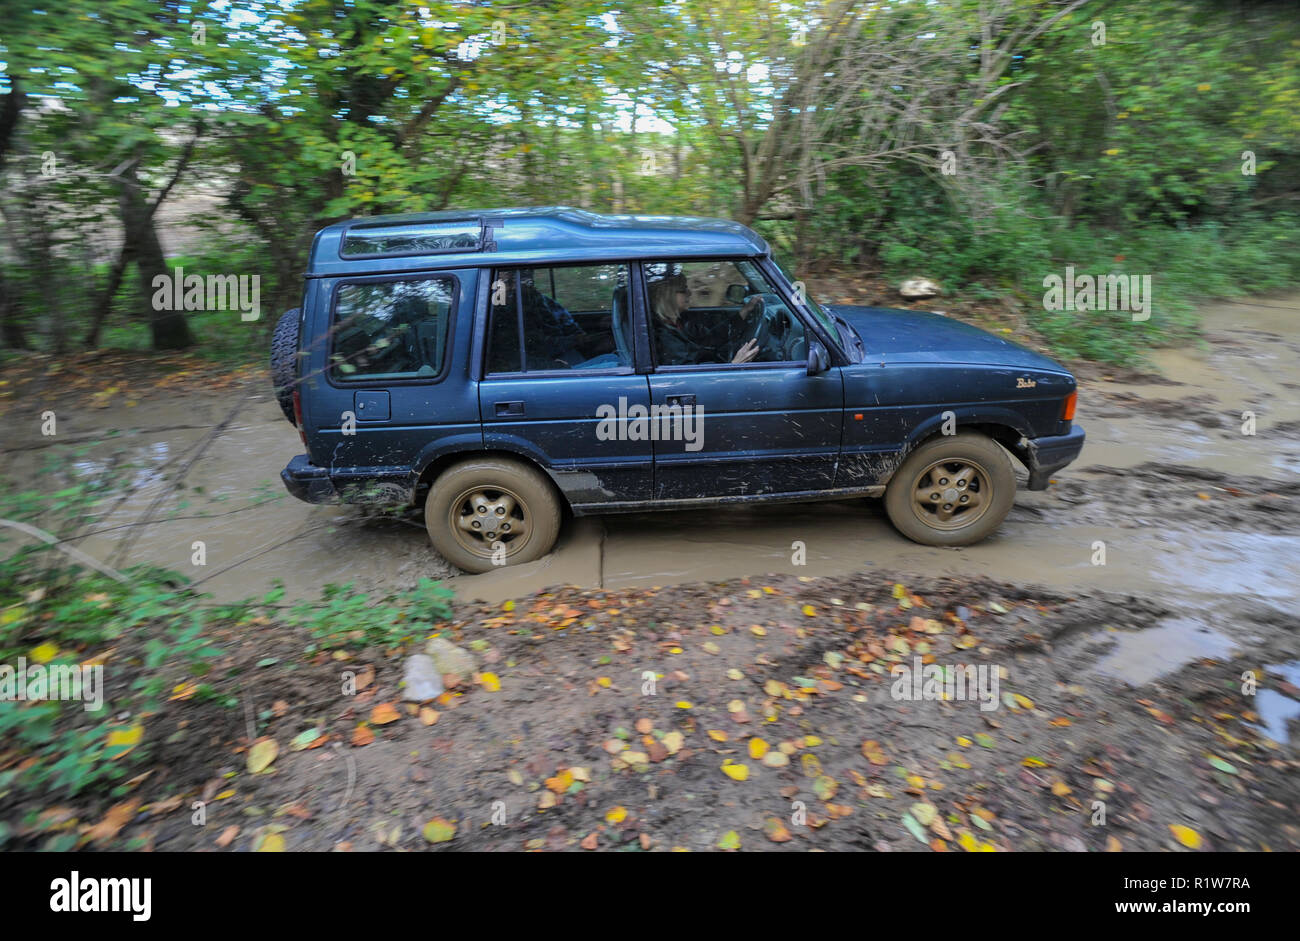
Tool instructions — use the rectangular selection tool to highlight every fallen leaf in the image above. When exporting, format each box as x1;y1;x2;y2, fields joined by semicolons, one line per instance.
1169;824;1202;849
248;738;279;774
84;799;139;844
422;817;456;844
764;817;792;842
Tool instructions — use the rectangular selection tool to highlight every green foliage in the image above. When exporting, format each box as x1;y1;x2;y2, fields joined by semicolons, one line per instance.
286;577;453;651
0;469;457;799
2;0;1299;365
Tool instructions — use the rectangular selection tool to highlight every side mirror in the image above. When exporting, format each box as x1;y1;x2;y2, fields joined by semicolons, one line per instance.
807;341;830;376
724;283;749;306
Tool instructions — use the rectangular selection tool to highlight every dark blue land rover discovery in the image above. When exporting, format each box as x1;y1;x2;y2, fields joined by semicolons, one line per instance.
273;207;1084;573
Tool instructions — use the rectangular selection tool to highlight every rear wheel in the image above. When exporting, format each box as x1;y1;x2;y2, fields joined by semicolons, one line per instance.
269;308;301;423
884;432;1016;546
424;458;563;573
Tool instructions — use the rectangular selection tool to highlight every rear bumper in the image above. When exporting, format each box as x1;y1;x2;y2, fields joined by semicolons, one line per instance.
281;455;417;505
1022;424;1085;490
281;454;337;504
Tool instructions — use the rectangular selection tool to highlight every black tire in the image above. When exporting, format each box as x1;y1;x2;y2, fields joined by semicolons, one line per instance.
269;308;301;424
424;457;563;573
883;431;1016;546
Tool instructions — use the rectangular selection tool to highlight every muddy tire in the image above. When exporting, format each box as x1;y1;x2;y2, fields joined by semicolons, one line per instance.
270;308;301;424
424;458;563;573
884;431;1016;546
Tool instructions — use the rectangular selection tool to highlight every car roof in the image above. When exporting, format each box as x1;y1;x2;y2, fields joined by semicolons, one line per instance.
306;206;770;278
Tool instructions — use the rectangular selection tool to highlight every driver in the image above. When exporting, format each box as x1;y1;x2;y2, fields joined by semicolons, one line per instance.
649;274;758;366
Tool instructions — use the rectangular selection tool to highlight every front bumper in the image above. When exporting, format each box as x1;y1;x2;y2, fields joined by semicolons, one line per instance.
1022;424;1086;490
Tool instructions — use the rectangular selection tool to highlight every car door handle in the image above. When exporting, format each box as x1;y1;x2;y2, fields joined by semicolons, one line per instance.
494;400;525;417
665;394;696;408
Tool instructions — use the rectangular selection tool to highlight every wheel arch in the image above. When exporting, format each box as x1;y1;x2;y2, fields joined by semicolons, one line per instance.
891;408;1033;484
414;445;571;513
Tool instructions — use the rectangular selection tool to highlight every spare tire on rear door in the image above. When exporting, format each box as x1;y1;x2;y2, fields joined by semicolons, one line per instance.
270;308;301;424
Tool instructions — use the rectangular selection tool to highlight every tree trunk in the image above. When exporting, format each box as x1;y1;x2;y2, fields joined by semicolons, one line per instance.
0;270;29;350
84;241;132;348
118;169;193;350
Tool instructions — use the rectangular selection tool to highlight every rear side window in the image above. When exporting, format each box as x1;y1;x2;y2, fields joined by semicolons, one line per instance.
330;277;454;381
485;264;631;374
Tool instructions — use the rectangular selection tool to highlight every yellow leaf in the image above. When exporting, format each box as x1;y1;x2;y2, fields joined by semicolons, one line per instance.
721;761;750;781
422;817;456;843
748;738;769;759
29;642;58;664
605;806;627;824
545;770;574;793
801;605;816;617
479;672;502;692
255;832;285;852
1169;824;1203;849
707;730;728;742
105;724;143;757
248;738;278;774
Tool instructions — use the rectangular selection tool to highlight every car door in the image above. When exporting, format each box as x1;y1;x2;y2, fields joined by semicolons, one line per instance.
302;269;483;494
478;263;654;507
641;259;843;500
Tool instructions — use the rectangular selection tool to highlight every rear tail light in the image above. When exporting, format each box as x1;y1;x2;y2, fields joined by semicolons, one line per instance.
1061;390;1077;422
292;387;308;447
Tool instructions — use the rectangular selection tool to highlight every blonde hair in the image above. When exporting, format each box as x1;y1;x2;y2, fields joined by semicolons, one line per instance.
648;275;686;323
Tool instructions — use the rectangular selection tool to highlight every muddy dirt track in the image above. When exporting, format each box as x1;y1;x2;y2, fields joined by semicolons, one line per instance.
1;294;1297;852
5;296;1298;622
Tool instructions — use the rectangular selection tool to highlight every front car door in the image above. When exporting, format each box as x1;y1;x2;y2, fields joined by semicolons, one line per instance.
641;258;843;500
478;262;654;508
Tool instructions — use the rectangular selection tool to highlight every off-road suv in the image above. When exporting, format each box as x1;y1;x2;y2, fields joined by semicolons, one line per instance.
272;207;1084;573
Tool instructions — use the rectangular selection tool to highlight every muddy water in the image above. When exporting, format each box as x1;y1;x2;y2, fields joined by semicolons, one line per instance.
4;296;1298;667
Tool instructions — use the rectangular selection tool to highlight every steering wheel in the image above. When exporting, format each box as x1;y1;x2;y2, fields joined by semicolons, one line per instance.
742;294;781;356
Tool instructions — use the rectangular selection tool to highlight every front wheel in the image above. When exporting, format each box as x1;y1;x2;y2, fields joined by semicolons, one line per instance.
424;458;563;573
883;432;1016;546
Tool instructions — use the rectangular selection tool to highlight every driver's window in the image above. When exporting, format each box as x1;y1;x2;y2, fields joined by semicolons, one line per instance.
644;260;804;367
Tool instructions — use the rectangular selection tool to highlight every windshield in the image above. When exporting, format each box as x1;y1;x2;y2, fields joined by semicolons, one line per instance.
770;255;838;336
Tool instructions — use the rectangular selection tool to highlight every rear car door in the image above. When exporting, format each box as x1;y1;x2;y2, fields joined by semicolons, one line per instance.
642;259;843;500
478;262;654;507
301;270;481;497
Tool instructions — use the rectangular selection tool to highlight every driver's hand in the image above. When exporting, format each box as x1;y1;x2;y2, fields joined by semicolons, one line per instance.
739;296;762;320
731;338;759;364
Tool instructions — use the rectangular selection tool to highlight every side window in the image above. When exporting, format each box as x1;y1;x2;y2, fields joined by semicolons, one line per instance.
645;260;804;367
485;264;631;374
331;277;453;380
